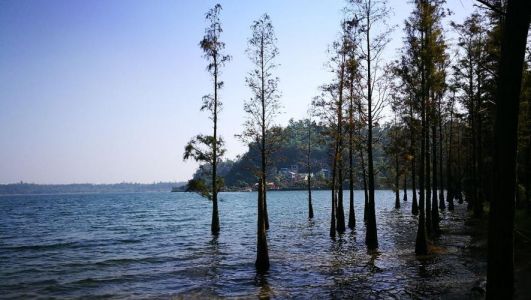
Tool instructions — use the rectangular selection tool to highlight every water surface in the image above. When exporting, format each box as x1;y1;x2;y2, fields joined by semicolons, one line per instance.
0;190;486;298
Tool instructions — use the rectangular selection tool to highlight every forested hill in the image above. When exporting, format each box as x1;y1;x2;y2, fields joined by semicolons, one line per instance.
191;119;393;190
0;182;185;195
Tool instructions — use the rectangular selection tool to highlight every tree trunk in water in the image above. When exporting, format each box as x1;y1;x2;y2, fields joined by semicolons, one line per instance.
308;174;313;219
211;58;220;235
255;179;269;272
358;99;369;223
415;21;428;255
308;120;314;219
335;51;346;234
330;137;339;238
416;89;428;255
348;85;356;229
365;15;378;249
447;108;455;211
486;0;530;298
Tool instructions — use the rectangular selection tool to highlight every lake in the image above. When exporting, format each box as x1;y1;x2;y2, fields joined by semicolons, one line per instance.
0;190;486;298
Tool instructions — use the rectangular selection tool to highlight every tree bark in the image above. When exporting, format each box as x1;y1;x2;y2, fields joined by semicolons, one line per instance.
255;179;269;272
365;7;378;249
486;0;530;298
211;56;220;235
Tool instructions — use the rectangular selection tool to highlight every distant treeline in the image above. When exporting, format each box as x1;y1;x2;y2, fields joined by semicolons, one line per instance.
191;119;394;190
0;182;185;195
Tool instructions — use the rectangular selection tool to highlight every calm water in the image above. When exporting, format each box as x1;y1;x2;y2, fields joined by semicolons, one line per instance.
0;190;486;299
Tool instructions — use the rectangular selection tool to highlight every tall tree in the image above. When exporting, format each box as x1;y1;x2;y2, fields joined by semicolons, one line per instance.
452;12;489;218
306;113;315;219
313;84;341;237
486;0;530;297
183;4;230;235
350;0;393;250
242;14;281;272
346;29;361;229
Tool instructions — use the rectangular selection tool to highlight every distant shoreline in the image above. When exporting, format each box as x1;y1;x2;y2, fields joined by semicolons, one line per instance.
0;182;185;196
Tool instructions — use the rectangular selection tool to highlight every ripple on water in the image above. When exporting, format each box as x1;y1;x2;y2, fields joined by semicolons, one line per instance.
0;190;487;298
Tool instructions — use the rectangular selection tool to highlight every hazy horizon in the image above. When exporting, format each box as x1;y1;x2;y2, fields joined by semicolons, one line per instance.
0;0;476;184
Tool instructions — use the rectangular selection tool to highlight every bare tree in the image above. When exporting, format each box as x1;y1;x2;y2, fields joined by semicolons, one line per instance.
349;0;393;250
241;13;281;272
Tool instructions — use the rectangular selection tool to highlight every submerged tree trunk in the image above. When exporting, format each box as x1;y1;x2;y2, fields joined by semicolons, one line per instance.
415;23;428;256
447;105;455;211
211;57;221;235
336;53;346;234
308;174;313;219
255;179;269;272
307;121;314;219
486;0;530;298
358;102;369;223
416;86;428;255
330;135;339;238
365;17;378;249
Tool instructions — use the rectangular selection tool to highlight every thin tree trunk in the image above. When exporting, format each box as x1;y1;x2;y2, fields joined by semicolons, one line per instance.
431;120;440;234
447;102;455;211
211;56;220;235
358;101;369;223
360;145;369;223
425;103;432;234
438;99;445;210
348;81;356;229
330;163;337;238
410;100;419;215
336;51;346;234
365;8;378;249
415;16;428;255
308;120;314;219
255;179;269;271
255;37;269;272
474;52;484;217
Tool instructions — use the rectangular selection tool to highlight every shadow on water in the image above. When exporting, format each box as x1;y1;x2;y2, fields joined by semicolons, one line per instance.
254;272;272;299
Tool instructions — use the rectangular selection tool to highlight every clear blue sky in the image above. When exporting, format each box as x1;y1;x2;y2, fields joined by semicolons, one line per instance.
0;0;477;184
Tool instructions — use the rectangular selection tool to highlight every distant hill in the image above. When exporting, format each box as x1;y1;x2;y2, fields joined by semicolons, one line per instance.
190;119;392;190
0;182;185;195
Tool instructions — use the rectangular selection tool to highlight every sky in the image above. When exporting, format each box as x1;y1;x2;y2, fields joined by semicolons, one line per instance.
0;0;478;184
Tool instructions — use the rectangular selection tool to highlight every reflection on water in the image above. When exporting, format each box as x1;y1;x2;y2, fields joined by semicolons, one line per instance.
0;190;486;298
